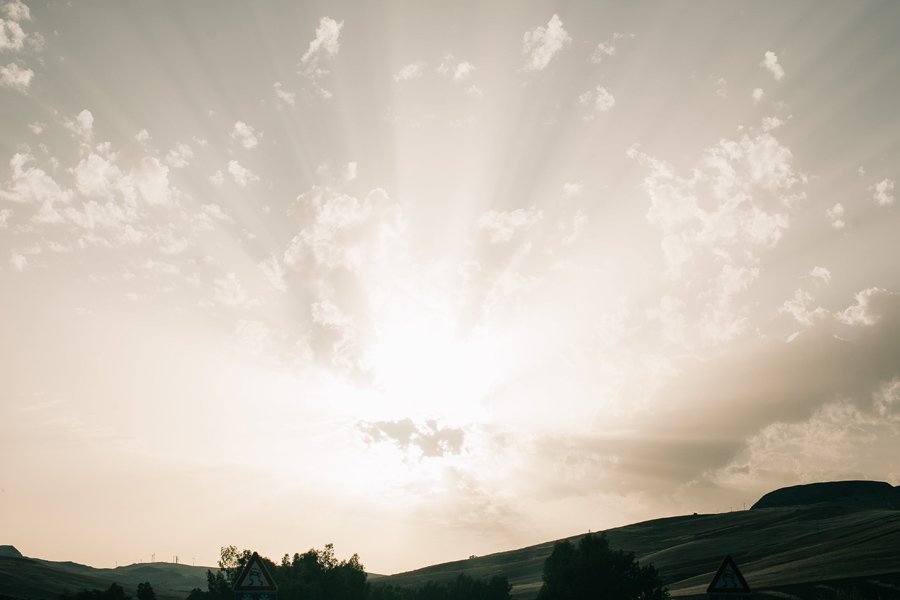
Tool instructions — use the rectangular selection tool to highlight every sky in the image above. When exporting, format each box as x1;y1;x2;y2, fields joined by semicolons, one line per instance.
2;0;900;575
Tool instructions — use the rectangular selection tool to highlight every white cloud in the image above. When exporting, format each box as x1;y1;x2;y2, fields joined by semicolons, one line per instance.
74;151;127;199
135;129;150;143
0;152;71;205
394;62;426;82
870;178;895;207
760;50;784;81
563;182;583;197
761;116;784;132
0;61;32;91
752;88;765;102
0;208;11;228
273;81;295;106
299;16;343;97
838;287;890;327
3;1;30;21
453;61;475;82
209;170;224;187
477;207;543;243
282;186;401;272
227;160;259;187
0;18;25;51
64;109;94;140
522;14;571;72
28;121;43;135
631;131;802;274
826;202;845;229
259;255;287;292
780;288;828;326
715;78;728;99
132;156;172;205
9;252;26;271
578;85;615;113
213;272;249;308
164;142;194;168
231;121;260;150
590;32;631;64
809;266;832;285
342;161;357;182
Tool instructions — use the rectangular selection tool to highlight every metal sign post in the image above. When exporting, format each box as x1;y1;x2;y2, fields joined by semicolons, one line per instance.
706;555;751;600
233;552;278;600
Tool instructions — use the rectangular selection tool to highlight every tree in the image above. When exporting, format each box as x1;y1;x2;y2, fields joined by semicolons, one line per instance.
136;583;155;600
536;533;668;600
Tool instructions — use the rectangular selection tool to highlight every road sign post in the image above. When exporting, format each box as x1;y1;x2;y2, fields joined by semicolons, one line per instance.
233;552;278;600
706;555;751;600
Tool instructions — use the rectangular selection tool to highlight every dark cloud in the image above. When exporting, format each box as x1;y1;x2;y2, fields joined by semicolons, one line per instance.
360;418;465;458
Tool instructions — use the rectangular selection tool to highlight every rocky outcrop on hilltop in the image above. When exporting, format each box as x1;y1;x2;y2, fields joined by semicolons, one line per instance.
751;480;900;510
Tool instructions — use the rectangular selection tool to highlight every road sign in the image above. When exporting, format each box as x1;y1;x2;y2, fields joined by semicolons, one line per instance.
234;552;277;600
707;555;750;600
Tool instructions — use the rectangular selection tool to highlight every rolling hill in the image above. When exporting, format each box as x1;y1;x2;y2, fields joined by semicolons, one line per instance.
3;481;900;599
377;481;900;598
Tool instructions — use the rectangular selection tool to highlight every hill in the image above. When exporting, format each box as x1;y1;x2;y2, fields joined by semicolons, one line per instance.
378;482;900;598
751;480;900;510
0;556;211;600
4;481;900;599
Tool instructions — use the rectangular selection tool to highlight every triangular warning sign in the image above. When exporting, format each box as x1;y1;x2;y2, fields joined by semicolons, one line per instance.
234;552;277;592
706;555;750;594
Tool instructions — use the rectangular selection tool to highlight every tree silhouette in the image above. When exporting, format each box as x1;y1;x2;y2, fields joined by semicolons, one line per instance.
537;533;668;600
135;583;155;600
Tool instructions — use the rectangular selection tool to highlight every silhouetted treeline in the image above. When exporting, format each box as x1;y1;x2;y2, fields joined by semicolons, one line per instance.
537;533;668;600
186;545;510;600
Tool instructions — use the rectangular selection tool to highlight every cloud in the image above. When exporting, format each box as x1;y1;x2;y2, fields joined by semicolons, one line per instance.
3;0;30;21
522;14;571;72
578;85;615;113
809;266;832;285
283;187;401;272
164;143;194;168
0;61;32;91
826;202;845;229
132;156;173;205
209;170;224;187
273;81;295;106
760;50;784;81
0;152;72;205
299;16;343;97
393;62;426;82
563;182;583;197
135;129;150;143
64;109;94;140
761;115;783;132
360;419;465;458
259;255;287;292
870;178;895;207
213;272;249;308
227;160;259;187
477;207;542;243
231;121;260;150
630;131;803;274
590;32;632;64
752;88;765;102
0;208;10;228
9;251;26;271
310;299;369;380
0;18;25;51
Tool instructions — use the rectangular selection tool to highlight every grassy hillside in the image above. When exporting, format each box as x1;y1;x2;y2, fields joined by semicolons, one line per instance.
378;504;900;598
0;556;210;600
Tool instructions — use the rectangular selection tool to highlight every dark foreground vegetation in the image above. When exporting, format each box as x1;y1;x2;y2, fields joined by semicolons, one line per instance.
59;537;665;600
